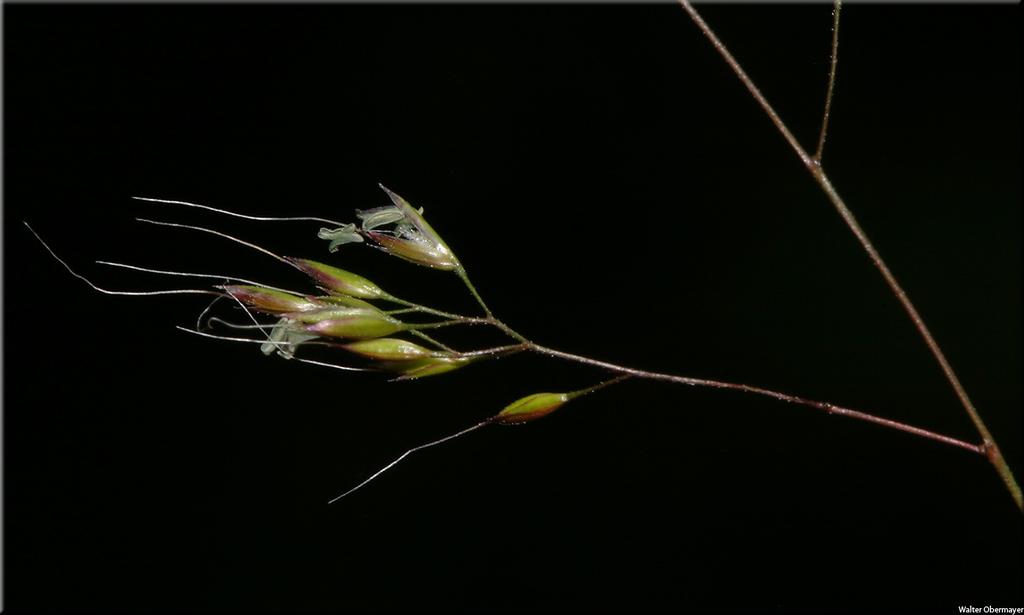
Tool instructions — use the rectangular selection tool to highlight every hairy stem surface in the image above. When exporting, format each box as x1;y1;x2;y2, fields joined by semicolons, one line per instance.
814;0;842;162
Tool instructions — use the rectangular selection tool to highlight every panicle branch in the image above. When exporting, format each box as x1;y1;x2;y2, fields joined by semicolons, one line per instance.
26;169;1011;507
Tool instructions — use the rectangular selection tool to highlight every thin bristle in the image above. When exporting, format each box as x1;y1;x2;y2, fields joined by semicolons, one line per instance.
24;221;219;298
132;196;347;227
96;260;303;296
135;218;295;268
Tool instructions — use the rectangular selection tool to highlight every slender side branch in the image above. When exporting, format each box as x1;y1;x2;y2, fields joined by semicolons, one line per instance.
455;344;529;360
677;0;1021;511
475;312;980;455
528;343;982;455
407;317;490;331
384;295;476;321
409;330;457;352
567;375;633;400
456;267;493;318
814;0;842;163
484;316;531;345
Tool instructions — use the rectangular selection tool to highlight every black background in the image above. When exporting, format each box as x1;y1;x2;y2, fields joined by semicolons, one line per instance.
4;3;1021;613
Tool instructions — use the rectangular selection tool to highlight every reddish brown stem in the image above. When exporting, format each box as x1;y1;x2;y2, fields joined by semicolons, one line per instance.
529;343;983;455
676;0;1021;511
813;0;842;163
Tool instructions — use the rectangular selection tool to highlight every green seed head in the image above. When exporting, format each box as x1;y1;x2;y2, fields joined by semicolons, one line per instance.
342;338;436;361
284;257;386;299
296;308;405;340
361;185;461;271
221;285;324;314
493;392;570;425
381;356;472;379
364;232;460;271
317;294;378;310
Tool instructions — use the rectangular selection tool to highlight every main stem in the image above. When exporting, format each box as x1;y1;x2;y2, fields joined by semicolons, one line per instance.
457;312;983;455
677;0;1021;510
529;342;982;455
